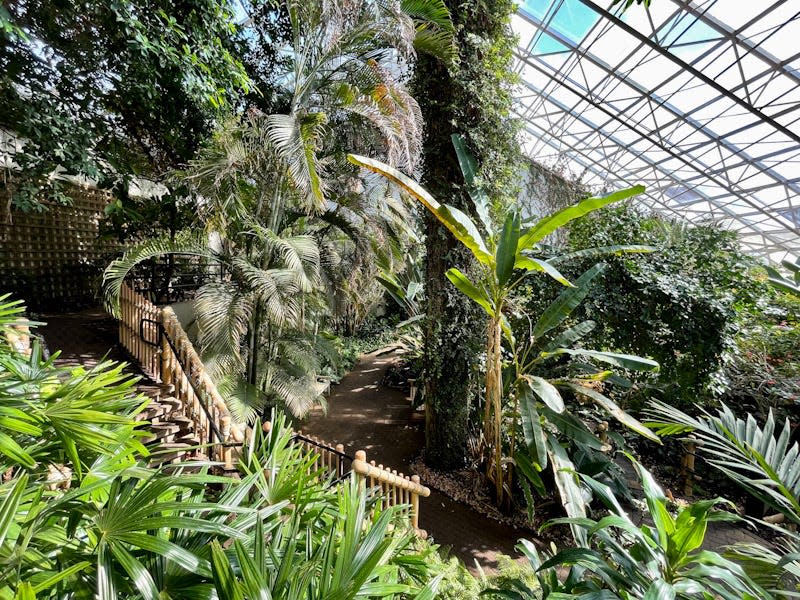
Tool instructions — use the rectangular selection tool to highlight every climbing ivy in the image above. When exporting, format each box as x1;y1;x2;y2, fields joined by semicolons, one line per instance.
412;0;521;469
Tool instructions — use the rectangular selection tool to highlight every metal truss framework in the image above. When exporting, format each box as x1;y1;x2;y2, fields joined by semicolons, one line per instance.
512;0;800;261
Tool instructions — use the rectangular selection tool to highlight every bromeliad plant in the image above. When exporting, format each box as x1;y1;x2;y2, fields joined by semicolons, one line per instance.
349;136;658;509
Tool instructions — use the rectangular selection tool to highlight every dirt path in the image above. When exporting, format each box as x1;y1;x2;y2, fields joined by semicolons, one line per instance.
301;349;527;573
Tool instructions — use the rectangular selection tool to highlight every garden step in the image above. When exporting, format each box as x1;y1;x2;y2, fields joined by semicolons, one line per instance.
149;443;192;467
138;402;169;422
159;396;183;414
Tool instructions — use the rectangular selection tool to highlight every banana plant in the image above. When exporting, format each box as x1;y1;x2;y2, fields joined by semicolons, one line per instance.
349;136;655;506
765;255;800;298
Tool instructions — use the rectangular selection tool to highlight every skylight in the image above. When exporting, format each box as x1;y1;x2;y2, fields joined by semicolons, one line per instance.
513;0;800;262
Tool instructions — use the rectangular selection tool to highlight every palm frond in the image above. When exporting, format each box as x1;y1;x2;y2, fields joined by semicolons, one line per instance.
646;400;800;524
102;232;213;316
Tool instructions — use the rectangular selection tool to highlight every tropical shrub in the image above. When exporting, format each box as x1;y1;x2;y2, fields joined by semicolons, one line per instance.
0;295;443;599
645;401;800;595
721;291;800;417
566;204;763;407
488;460;772;600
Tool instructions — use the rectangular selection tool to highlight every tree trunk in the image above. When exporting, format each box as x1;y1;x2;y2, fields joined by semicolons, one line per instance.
485;315;503;502
412;0;520;471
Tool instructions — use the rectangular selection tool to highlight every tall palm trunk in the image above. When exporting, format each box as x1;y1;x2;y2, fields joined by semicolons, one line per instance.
485;313;503;503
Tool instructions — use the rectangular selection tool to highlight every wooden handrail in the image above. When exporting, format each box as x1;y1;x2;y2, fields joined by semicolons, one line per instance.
118;283;244;467
118;285;429;532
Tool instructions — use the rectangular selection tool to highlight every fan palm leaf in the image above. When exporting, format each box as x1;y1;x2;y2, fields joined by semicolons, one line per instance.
646;400;800;524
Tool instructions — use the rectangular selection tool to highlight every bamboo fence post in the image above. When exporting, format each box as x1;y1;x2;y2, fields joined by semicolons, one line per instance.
336;443;344;478
411;475;421;529
354;450;367;492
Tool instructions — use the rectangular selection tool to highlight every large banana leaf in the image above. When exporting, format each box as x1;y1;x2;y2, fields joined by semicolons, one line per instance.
495;212;520;286
560;382;659;443
514;256;573;287
532;263;606;339
451;133;493;235
518;185;645;250
348;154;493;264
542;348;659;372
547;438;588;547
445;268;494;316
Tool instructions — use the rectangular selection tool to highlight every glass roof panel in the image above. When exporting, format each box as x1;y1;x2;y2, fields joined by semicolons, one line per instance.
513;0;800;262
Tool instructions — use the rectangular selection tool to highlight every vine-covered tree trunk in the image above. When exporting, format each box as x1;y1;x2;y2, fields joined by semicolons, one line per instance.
413;0;520;470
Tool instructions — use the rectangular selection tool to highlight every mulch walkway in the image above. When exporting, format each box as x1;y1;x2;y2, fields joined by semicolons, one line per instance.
300;348;528;573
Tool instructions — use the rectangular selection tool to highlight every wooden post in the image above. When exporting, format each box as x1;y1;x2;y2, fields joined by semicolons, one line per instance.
411;475;421;529
354;450;367;491
336;443;344;478
683;435;697;496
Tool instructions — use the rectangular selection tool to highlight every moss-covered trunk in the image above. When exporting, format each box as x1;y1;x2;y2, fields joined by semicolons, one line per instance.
413;0;520;471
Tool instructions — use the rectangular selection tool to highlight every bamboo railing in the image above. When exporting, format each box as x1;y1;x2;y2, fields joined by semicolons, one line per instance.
354;450;430;532
118;282;244;467
264;429;431;533
118;283;161;378
118;282;429;531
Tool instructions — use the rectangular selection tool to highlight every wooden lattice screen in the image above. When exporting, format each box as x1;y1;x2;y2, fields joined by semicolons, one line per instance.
0;184;120;310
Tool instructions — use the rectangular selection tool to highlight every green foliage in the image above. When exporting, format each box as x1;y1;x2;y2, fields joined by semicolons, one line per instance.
566;203;764;406
350;141;656;518
765;256;800;298
490;461;772;600
0;0;249;209
409;0;521;470
0;301;441;598
722;292;800;413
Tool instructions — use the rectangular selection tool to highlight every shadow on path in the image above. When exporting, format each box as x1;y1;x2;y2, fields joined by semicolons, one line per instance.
301;349;527;573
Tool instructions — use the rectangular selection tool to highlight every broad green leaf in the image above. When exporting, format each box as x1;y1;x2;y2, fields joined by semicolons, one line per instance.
533;263;606;339
349;154;441;212
525;375;564;414
518;384;547;469
541;408;605;451
544;348;659;372
549;244;655;265
538;547;603;571
561;382;660;443
446;268;494;316
515;452;546;496
633;461;674;547
519;185;645;249
644;580;676;600
349;153;492;263
544;320;596;352
514;256;573;287
436;204;493;264
451;134;492;234
547;438;587;546
496;212;520;286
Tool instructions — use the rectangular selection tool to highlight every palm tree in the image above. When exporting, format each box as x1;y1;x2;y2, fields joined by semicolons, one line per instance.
106;0;455;421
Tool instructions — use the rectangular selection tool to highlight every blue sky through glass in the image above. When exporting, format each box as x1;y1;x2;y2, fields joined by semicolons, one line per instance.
520;0;600;44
